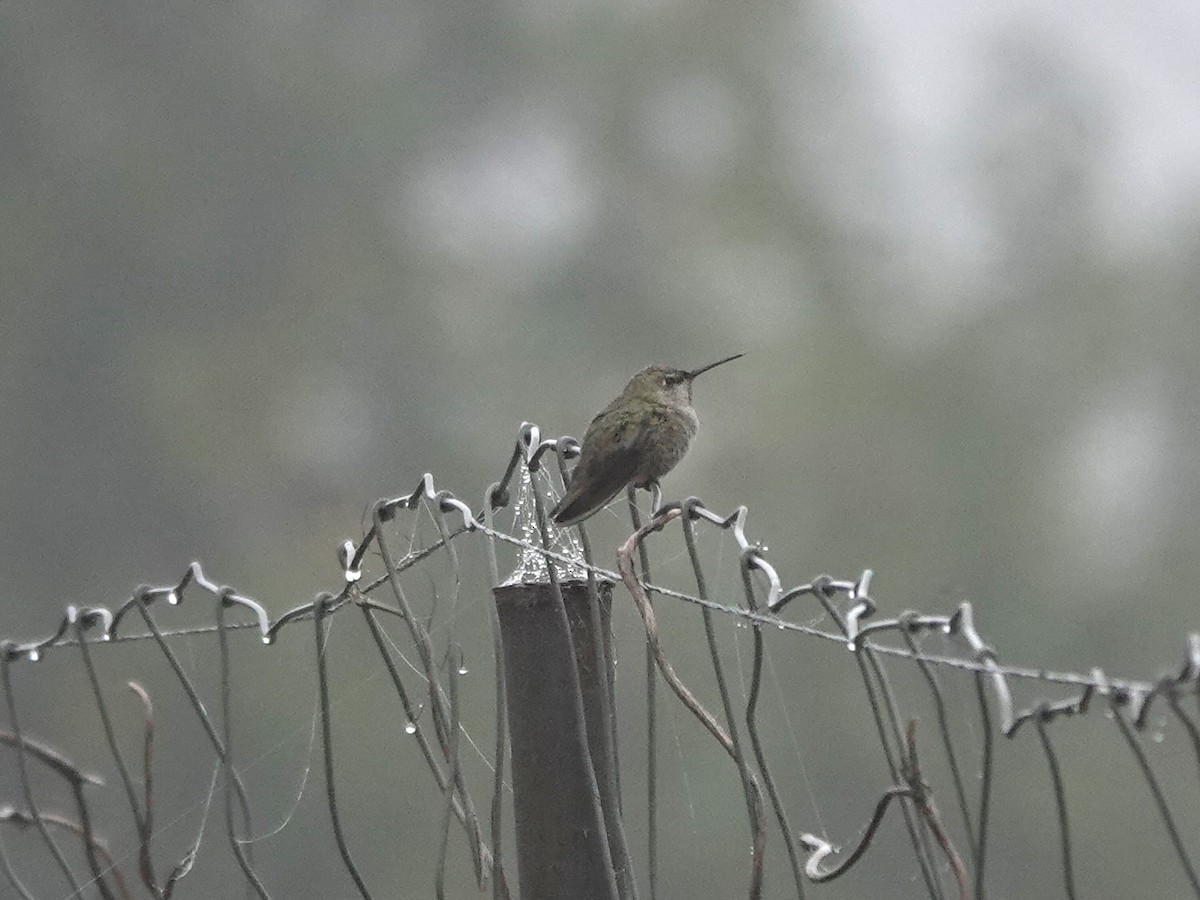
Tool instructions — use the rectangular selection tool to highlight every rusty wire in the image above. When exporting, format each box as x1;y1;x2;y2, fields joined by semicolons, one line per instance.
0;422;1198;899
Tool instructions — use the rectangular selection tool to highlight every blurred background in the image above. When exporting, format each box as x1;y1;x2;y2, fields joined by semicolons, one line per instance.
4;0;1200;897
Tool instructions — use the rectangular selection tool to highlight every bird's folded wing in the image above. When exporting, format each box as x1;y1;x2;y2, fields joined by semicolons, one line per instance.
551;435;645;526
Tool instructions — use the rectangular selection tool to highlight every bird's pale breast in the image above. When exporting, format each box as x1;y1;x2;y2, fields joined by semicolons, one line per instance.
633;404;698;486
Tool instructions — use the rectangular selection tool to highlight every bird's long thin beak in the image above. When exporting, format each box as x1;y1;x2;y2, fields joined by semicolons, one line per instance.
686;353;744;380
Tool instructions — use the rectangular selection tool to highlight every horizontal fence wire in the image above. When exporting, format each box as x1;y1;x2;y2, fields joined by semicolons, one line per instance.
0;422;1198;899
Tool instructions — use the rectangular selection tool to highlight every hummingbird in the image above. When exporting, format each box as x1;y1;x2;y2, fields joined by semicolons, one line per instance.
551;354;743;527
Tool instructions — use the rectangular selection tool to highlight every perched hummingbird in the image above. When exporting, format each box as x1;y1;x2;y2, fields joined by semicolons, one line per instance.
551;354;743;527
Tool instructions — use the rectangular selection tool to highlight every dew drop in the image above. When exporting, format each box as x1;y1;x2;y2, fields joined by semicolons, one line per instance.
167;591;180;606
404;721;418;735
26;649;41;663
262;635;274;646
458;665;469;676
846;641;857;652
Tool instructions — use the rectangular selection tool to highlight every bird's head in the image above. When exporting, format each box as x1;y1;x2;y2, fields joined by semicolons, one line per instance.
623;354;743;407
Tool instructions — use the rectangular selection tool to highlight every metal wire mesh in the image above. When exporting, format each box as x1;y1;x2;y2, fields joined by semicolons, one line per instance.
2;422;1199;899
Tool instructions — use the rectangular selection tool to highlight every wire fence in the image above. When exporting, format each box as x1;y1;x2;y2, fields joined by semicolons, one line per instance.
2;422;1199;899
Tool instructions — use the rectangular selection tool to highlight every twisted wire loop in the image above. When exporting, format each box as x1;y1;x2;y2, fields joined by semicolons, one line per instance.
1;421;1198;899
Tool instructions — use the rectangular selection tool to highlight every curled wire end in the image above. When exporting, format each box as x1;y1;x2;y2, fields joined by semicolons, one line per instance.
844;599;875;650
739;541;780;606
851;569;874;603
651;499;683;521
1077;683;1095;716
519;423;564;472
1179;633;1200;684
373;496;401;523
486;480;509;511
373;475;480;533
955;603;990;657
518;422;541;457
0;641;21;663
110;585;173;640
1011;692;1095;738
177;562;199;594
847;568;875;613
1134;674;1179;729
188;561;221;594
218;588;271;643
339;540;362;584
68;606;114;640
945;604;966;637
433;490;477;530
802;835;837;879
